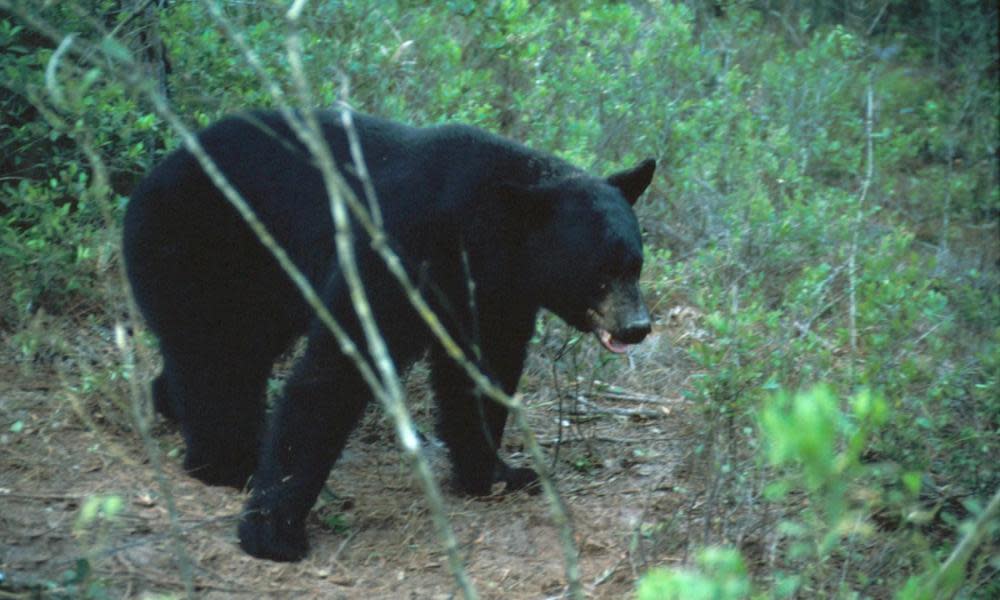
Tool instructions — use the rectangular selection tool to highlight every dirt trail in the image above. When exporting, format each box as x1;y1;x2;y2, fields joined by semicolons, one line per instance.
0;328;696;599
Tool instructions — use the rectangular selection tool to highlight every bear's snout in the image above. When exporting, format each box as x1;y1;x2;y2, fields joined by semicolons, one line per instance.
617;311;651;344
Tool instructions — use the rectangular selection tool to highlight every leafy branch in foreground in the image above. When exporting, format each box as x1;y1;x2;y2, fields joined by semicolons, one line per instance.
638;386;998;599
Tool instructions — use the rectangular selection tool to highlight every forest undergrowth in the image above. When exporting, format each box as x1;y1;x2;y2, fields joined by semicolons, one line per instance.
1;1;997;598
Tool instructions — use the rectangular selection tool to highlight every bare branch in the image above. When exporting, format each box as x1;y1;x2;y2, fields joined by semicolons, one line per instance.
282;17;477;598
199;4;582;594
848;76;875;363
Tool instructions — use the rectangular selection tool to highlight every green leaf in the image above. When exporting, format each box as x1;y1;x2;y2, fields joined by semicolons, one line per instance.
902;472;922;496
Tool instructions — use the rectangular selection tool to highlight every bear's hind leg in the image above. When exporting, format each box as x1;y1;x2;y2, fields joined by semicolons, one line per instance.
162;347;274;489
152;370;175;421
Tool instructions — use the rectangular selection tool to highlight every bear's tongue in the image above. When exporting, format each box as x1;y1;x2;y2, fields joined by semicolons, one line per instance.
598;329;630;354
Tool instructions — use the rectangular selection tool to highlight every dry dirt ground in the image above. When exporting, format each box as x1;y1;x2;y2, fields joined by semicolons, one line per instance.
1;311;706;599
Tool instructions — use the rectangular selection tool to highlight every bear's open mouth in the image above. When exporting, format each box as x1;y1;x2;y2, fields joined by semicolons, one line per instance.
596;329;631;354
586;308;633;354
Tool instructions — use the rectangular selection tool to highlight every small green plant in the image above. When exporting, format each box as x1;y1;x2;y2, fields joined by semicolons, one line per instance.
569;453;600;474
321;512;350;535
65;494;124;599
639;386;997;597
759;386;889;589
637;547;751;600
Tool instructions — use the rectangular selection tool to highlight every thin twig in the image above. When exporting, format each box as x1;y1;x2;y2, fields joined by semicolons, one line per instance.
37;27;196;597
259;28;582;600
114;323;196;598
568;396;665;419
927;486;1000;595
283;15;477;598
848;76;875;366
590;389;674;406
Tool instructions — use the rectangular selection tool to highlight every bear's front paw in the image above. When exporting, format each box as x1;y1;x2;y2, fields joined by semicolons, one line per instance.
453;472;494;496
454;461;541;496
238;503;309;562
500;465;541;495
183;452;256;490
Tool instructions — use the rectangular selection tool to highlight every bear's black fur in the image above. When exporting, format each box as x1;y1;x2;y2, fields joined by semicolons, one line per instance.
123;110;655;561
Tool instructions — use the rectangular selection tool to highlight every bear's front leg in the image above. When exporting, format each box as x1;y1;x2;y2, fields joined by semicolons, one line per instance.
238;351;370;562
430;318;540;496
495;459;541;493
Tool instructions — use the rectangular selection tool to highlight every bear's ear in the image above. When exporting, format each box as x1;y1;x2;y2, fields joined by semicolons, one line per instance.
607;158;656;206
497;181;556;224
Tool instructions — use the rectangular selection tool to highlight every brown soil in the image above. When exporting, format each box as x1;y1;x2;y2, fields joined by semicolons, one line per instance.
0;311;704;599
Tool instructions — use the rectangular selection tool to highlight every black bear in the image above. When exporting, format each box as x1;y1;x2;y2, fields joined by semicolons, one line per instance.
123;110;655;561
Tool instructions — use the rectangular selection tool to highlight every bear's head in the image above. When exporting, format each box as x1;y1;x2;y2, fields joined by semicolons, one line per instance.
510;158;656;353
